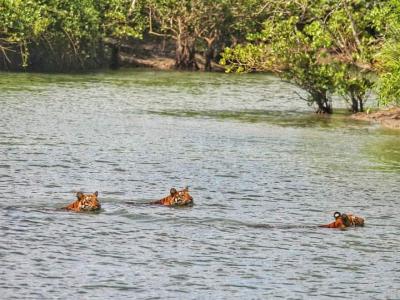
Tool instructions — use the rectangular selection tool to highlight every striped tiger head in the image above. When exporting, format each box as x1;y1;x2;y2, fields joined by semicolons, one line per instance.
75;191;101;211
169;187;193;206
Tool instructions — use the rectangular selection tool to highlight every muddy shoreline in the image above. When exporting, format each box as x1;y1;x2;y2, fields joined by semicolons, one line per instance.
351;107;400;129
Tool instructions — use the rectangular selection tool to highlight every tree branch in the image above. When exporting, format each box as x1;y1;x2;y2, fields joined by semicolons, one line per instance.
343;0;361;50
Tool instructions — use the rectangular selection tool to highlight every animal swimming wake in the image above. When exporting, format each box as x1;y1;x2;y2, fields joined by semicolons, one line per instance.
63;191;101;212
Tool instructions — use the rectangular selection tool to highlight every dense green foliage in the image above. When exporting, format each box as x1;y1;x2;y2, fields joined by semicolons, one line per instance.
0;0;144;71
374;0;400;106
0;0;267;71
0;0;399;107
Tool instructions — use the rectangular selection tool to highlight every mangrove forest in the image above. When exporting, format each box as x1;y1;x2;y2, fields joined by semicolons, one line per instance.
1;0;400;112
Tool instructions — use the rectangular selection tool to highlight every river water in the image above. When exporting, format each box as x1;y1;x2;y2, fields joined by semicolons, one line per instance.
0;70;399;299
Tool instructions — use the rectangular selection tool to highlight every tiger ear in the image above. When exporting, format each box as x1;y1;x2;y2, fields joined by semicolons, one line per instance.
94;191;98;197
170;188;177;196
76;192;84;200
334;211;341;219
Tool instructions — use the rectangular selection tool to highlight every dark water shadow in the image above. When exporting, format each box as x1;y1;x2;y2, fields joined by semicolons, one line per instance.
148;109;369;129
0;204;106;216
123;200;195;209
0;69;266;92
244;223;311;230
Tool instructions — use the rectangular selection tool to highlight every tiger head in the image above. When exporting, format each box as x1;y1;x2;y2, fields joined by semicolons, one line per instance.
65;191;101;212
340;213;352;227
166;187;193;206
333;212;351;226
77;191;101;211
349;215;365;227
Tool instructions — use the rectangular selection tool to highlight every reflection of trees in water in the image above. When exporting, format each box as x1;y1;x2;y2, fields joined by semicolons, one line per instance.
151;109;369;129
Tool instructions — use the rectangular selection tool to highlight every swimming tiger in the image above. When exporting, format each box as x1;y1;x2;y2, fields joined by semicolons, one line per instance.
63;191;101;212
151;187;193;206
319;211;365;229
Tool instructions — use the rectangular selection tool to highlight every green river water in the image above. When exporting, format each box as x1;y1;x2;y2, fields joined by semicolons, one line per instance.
0;69;399;299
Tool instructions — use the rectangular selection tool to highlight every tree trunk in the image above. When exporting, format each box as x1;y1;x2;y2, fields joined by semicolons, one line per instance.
204;47;214;72
351;95;359;113
359;96;364;112
312;91;333;114
350;90;365;113
110;44;120;70
175;34;198;70
204;37;216;72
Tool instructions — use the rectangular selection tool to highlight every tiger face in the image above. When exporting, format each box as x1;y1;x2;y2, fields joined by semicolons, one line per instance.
348;214;365;227
64;191;101;212
154;187;194;206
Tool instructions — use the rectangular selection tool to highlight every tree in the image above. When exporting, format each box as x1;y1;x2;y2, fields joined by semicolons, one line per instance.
97;0;145;69
146;0;268;71
333;65;372;112
0;0;145;71
195;0;268;71
193;0;231;71
221;0;382;113
222;14;336;113
315;0;377;112
374;0;400;106
0;0;48;68
147;0;199;70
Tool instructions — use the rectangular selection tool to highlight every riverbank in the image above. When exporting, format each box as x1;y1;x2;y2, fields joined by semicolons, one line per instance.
120;51;224;71
117;37;224;71
351;107;400;129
